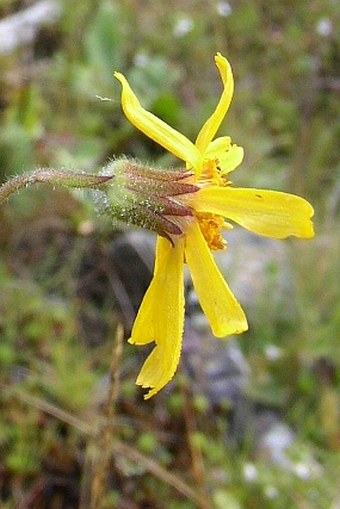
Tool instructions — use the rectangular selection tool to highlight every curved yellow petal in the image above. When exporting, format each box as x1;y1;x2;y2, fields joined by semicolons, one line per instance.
185;222;248;337
194;187;315;239
204;136;231;158
129;236;185;399
217;145;244;174
195;53;234;155
114;72;202;171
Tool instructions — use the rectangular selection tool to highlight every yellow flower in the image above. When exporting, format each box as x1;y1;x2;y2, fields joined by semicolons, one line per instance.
114;53;314;399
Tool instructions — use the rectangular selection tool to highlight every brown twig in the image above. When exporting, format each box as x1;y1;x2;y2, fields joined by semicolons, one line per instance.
87;324;124;509
183;385;213;509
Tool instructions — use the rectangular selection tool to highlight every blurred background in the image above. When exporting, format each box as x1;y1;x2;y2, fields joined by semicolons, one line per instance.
0;1;339;508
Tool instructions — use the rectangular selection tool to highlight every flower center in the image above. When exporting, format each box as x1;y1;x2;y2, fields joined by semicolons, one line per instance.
194;159;232;251
199;159;230;187
196;212;227;251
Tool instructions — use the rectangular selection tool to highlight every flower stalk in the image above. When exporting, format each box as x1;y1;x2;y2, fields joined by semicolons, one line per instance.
0;168;112;205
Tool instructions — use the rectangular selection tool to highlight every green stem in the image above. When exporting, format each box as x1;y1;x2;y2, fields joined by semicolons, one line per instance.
0;169;112;205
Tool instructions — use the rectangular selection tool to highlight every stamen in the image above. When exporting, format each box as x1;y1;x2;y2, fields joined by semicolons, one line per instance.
196;212;227;251
199;159;227;187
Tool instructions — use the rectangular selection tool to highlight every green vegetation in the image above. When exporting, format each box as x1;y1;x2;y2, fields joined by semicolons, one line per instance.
0;0;339;507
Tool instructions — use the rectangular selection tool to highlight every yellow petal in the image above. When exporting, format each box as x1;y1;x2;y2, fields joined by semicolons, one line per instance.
153;234;167;274
204;136;231;158
129;236;185;398
114;72;202;171
129;236;170;346
185;221;248;337
209;145;244;174
194;187;315;239
195;53;234;156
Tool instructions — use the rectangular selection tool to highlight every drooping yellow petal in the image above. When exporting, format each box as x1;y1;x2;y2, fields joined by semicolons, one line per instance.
193;187;315;239
185;221;248;337
153;234;167;274
114;72;202;171
129;236;185;399
195;53;234;156
129;236;170;346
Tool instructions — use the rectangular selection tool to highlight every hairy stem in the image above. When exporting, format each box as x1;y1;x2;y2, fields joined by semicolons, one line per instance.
0;168;113;205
